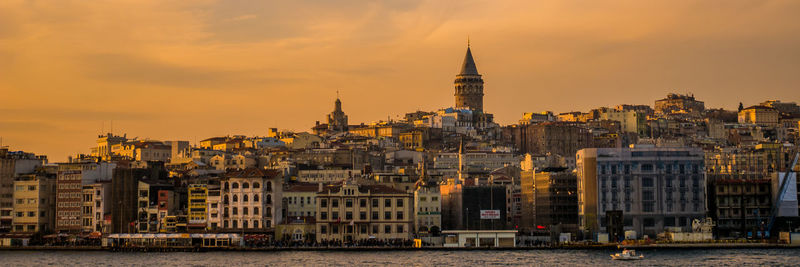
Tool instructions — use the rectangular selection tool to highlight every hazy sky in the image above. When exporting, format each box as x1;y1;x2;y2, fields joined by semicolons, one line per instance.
1;0;799;161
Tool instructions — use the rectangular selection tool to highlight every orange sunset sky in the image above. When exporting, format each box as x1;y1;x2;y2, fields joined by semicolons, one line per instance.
1;0;799;161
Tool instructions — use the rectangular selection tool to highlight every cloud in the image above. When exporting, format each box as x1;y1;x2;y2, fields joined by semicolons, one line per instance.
1;0;800;161
229;14;257;21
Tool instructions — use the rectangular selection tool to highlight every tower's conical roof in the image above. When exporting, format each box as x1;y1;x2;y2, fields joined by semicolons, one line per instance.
459;46;479;75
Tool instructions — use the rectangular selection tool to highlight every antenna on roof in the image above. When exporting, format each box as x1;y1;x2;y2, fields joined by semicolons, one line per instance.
467;36;470;47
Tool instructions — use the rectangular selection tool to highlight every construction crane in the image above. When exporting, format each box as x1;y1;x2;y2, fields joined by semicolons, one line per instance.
765;152;799;235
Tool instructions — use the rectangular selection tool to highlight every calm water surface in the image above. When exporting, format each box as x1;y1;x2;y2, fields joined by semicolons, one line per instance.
1;249;798;266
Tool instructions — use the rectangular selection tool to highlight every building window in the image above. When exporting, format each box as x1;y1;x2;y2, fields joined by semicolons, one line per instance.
396;199;403;207
385;199;391;208
396;211;403;220
643;203;654;213
372;199;379;208
321;225;327;234
233;207;238;215
254;194;259;202
360;212;367;220
242;182;249;189
332;199;339;208
384;225;391;233
332;225;339;234
397;225;404;233
232;183;239;189
233;195;238;202
332;212;339;220
346;199;353;208
346;212;353;220
360;199;367;207
372;211;379;220
642;178;653;187
243;195;249;202
372;224;379;234
384;211;391;220
253;182;260;189
321;199;328;208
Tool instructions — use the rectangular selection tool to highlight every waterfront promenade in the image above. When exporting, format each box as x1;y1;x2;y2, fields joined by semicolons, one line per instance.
0;243;796;252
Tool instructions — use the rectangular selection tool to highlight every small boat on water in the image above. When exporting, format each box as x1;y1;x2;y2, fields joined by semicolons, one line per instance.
610;249;644;260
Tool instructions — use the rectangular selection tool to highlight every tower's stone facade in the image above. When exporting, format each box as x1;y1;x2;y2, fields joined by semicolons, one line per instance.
454;46;484;111
327;98;348;132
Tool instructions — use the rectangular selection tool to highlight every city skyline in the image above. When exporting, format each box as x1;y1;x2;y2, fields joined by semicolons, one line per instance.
2;0;800;161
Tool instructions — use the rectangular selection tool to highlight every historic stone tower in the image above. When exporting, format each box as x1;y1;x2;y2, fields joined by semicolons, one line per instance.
327;97;348;132
454;45;484;111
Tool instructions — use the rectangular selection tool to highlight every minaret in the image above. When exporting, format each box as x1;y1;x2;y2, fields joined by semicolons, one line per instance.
454;43;484;111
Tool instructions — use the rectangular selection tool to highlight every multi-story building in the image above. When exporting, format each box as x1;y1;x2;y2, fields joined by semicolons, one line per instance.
738;105;780;128
220;168;283;233
12;173;55;233
597;108;648;136
761;100;800;116
56;162;114;233
522;167;579;234
110;164;168;233
654;93;705;116
296;169;362;183
413;185;442;234
440;183;509;231
206;183;221;230
135;180;176;233
187;184;208;231
430;152;519;181
115;141;172;162
576;146;706;238
315;181;413;243
56;169;83;233
705;143;796;237
81;182;111;233
91;133;128;160
513;122;593;158
283;183;318;218
0;148;44;232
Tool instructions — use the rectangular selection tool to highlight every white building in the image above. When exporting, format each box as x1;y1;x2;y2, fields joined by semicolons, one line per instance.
221;168;283;231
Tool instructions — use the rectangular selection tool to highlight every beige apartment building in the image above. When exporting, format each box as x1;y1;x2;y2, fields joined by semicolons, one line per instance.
316;181;412;242
738;105;780;127
12;173;55;233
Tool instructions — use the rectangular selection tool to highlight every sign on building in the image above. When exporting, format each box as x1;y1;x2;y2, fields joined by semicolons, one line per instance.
480;210;500;219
